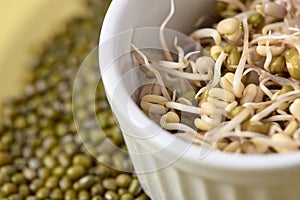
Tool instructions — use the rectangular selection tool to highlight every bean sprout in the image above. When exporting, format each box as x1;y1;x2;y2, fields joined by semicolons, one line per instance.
134;0;300;154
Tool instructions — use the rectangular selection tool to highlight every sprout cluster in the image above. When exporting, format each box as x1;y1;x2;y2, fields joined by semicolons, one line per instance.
134;0;300;154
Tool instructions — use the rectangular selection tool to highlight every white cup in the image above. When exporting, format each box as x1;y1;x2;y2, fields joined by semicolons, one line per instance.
99;1;300;199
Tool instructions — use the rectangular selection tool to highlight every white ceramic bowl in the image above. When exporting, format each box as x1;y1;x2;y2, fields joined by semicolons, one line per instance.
99;1;300;199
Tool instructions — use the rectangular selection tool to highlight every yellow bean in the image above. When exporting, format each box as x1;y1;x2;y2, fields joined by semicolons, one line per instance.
290;99;300;122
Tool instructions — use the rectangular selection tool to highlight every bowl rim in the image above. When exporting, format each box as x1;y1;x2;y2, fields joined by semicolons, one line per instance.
99;0;300;171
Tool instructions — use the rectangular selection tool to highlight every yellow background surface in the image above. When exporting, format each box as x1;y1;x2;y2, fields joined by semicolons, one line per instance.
0;0;86;101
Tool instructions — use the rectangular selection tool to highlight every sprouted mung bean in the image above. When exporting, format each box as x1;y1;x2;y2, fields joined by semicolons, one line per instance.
135;0;300;154
0;0;150;199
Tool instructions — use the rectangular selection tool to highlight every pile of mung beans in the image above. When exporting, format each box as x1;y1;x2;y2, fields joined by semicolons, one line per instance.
0;0;149;199
136;0;300;154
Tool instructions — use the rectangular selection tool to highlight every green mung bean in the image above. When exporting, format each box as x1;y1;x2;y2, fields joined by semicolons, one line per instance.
45;176;59;189
73;154;92;169
66;165;85;181
42;155;57;169
104;190;119;200
1;183;17;197
103;178;117;191
121;193;134;200
0;172;10;185
8;194;23;200
37;167;51;180
35;188;50;199
59;176;72;191
118;188;127;196
52;166;65;178
91;184;105;196
19;184;30;197
11;173;26;185
29;179;43;192
77;175;97;190
135;194;149;200
92;195;105;200
50;188;63;199
0;152;12;166
116;174;132;188
79;190;90;200
128;179;141;196
64;189;77;200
